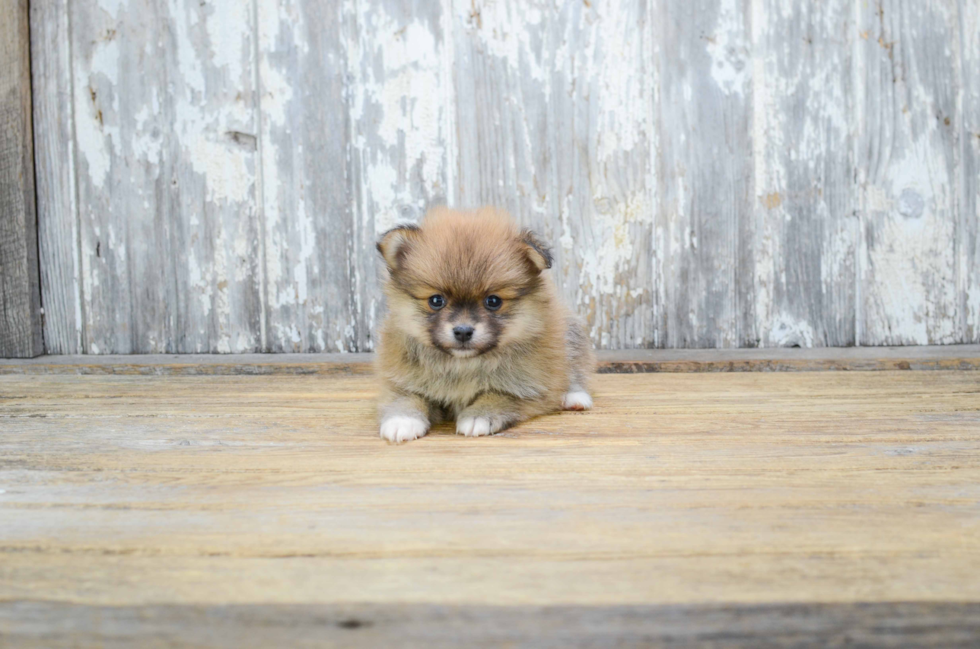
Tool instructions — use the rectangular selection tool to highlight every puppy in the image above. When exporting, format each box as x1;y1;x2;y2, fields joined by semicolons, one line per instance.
375;206;595;443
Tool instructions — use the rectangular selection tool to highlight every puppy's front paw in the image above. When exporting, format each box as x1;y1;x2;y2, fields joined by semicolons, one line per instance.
456;415;497;437
380;415;429;443
562;391;593;411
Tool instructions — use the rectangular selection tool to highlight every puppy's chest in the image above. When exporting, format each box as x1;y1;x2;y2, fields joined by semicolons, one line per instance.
409;361;542;408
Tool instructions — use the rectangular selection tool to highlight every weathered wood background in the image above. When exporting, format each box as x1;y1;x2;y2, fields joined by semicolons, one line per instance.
29;0;980;354
1;0;43;358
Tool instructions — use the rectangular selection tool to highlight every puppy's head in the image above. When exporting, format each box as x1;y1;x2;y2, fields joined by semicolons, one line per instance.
377;207;553;358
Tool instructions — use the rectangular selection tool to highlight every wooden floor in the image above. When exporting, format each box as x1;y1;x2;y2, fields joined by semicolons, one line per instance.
2;368;980;646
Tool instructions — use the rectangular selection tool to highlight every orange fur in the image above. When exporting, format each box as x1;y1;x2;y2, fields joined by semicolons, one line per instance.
375;207;595;443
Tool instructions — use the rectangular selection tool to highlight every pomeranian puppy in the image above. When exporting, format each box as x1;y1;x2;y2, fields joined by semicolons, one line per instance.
375;206;595;443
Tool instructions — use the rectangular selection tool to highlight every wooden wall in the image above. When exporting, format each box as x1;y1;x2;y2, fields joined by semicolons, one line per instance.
29;0;980;353
1;0;43;358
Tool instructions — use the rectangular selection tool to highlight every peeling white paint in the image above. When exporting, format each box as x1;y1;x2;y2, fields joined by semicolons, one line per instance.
592;2;649;164
768;314;815;348
187;247;212;318
257;55;293;128
576;193;652;299
186;138;253;203
466;1;547;87
131;105;163;163
74;36;121;190
174;4;206;95
44;0;977;354
351;4;449;235
204;0;250;82
862;107;958;344
706;0;749;96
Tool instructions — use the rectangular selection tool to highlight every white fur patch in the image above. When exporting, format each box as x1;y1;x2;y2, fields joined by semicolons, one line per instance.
456;416;493;437
562;391;593;411
380;415;429;443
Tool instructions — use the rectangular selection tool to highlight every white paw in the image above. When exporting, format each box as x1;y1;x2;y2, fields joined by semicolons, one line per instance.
456;416;493;437
379;415;429;443
562;391;593;411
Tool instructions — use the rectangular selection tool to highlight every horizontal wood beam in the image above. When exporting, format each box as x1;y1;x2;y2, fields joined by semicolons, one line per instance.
2;345;979;375
0;0;43;358
3;601;978;648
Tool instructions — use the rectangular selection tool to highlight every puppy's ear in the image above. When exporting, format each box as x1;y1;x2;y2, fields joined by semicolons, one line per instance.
377;224;420;271
519;229;553;272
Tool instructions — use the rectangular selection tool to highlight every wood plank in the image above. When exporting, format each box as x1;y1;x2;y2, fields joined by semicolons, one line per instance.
0;0;43;358
30;0;81;355
69;0;262;353
2;345;980;375
69;0;176;353
2;601;979;648
0;352;375;375
750;0;857;347
257;1;355;352
655;0;756;348
1;371;978;614
855;1;961;345
346;0;455;351
453;0;657;348
962;3;980;342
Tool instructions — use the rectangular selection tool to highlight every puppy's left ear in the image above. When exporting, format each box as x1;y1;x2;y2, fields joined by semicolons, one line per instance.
377;224;420;271
520;229;553;272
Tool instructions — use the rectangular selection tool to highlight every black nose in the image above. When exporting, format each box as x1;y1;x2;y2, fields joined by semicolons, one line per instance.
453;325;475;342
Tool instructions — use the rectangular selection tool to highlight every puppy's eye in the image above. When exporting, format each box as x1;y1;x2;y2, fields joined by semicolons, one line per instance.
428;295;446;310
484;295;502;311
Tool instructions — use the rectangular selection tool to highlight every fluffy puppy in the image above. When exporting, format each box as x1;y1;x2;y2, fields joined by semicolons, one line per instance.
375;206;595;443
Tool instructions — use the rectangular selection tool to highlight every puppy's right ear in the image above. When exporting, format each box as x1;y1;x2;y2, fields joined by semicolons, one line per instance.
376;224;421;271
519;229;553;273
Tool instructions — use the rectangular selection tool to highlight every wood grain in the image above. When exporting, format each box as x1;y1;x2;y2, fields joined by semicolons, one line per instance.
751;0;857;347
29;1;980;352
1;371;979;614
346;0;455;352
30;0;81;355
257;0;355;352
655;0;755;348
855;1;961;345
3;601;980;648
454;0;656;348
67;0;262;354
962;2;980;342
0;0;43;358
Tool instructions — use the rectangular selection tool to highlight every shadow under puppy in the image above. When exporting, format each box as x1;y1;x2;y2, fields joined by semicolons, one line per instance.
376;206;596;443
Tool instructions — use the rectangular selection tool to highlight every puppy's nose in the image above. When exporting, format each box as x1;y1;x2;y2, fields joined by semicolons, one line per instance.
453;325;475;342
